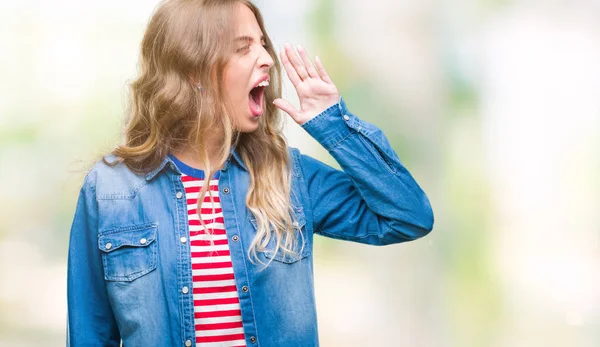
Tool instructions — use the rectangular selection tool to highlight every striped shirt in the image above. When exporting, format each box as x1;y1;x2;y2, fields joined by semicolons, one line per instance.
171;154;247;347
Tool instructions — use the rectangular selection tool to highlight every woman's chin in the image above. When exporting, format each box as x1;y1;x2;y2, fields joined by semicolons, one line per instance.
237;118;260;133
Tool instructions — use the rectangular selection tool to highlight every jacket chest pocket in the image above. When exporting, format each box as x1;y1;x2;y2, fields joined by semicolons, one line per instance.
98;223;158;282
249;206;310;264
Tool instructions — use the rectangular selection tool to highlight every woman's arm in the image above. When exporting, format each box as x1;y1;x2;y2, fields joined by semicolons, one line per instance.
276;44;433;244
67;173;121;346
296;99;434;244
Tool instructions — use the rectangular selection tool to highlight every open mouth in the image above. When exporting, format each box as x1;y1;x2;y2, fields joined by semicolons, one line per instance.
249;78;269;117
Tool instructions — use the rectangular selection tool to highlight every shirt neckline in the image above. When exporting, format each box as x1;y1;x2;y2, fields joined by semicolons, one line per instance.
167;154;220;179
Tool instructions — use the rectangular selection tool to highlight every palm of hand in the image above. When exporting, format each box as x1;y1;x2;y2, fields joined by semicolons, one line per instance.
274;43;340;125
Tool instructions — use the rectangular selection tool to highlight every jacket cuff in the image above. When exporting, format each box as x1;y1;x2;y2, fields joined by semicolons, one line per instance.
300;97;355;150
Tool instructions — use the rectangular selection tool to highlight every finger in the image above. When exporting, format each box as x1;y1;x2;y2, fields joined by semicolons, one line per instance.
280;49;302;87
285;43;309;81
273;98;300;122
314;56;333;84
297;45;319;79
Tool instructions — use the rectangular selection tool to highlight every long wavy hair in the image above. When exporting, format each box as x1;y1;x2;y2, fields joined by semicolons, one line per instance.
104;0;303;265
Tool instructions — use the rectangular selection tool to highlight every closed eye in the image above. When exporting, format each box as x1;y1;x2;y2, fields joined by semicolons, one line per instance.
235;34;269;54
237;45;250;53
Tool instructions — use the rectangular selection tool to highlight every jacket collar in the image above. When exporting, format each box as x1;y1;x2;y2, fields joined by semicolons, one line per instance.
145;147;247;181
224;147;247;171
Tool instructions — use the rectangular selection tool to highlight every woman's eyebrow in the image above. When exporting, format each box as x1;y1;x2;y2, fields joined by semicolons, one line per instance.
234;34;265;43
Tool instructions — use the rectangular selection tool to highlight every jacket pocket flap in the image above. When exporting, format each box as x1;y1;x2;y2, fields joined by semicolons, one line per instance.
98;223;157;253
249;208;309;263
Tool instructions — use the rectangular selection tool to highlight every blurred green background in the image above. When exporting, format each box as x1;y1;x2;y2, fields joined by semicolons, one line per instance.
1;0;598;346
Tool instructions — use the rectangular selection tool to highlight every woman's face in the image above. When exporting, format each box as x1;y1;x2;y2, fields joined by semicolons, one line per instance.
223;3;274;133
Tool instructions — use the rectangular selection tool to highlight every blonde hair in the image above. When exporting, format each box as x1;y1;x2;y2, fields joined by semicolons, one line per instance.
104;0;303;265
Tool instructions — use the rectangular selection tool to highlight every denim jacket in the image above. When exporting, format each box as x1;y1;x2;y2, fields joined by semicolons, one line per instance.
66;98;434;347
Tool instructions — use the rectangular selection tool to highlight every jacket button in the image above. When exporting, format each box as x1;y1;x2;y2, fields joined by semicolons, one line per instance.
185;340;192;347
250;336;257;343
180;236;187;243
182;286;189;294
343;115;350;121
105;243;112;250
222;187;230;194
176;191;183;199
242;286;248;293
140;238;147;245
232;235;239;242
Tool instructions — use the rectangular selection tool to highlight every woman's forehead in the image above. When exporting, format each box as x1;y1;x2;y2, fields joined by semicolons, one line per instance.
231;3;263;39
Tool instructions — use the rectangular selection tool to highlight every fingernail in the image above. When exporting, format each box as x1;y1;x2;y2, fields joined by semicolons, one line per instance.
297;44;303;51
284;42;291;49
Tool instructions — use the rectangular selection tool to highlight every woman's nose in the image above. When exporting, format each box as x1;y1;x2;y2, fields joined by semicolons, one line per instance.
259;46;274;69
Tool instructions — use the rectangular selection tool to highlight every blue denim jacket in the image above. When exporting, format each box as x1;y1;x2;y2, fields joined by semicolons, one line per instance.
66;98;434;347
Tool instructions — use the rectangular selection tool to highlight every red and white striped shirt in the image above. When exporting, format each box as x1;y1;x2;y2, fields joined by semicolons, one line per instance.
181;172;247;347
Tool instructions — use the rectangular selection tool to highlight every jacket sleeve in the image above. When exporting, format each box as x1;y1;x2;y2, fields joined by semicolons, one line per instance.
67;172;121;346
297;97;434;245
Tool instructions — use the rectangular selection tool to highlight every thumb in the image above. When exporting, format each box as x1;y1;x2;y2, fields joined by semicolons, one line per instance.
273;98;300;123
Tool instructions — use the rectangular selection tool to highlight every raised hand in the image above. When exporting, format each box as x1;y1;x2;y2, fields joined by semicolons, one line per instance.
274;43;340;125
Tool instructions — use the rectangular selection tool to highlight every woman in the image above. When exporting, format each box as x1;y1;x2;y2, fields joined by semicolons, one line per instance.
66;0;434;346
